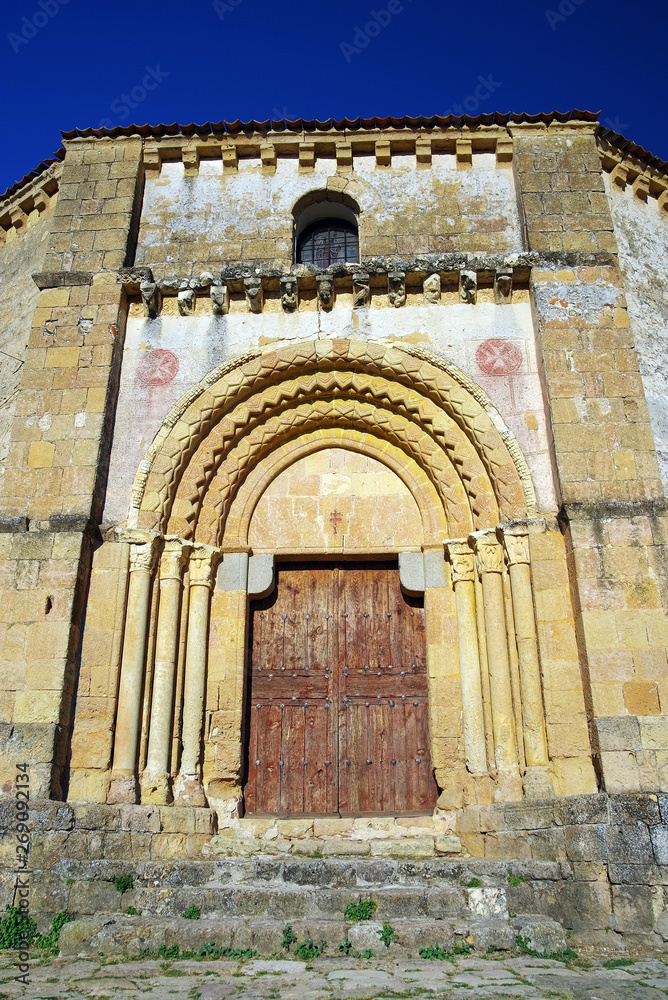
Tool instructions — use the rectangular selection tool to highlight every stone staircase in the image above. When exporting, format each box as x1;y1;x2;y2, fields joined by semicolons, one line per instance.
44;856;573;958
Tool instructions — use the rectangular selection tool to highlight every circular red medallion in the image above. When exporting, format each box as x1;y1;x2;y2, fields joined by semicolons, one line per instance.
136;349;180;386
475;339;523;376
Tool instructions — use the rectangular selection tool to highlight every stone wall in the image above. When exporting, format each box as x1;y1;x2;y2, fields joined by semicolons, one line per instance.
136;151;522;278
608;177;668;494
0;213;54;467
0;137;144;798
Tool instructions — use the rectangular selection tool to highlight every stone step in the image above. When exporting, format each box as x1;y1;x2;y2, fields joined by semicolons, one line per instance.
59;912;567;960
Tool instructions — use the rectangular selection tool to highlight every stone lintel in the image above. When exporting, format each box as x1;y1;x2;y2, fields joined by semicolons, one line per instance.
32;271;93;289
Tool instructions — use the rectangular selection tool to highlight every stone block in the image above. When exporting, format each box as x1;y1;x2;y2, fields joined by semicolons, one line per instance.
347;920;384;951
564;824;607;862
468;918;515;951
651;826;668;865
606;822;653;863
370;838;435;859
595;715;641;751
503;802;558;831
71;802;120;831
528;828;566;861
434;836;462;854
600;751;641;792
640;716;668;750
321;841;370;857
609;793;661;826
514;915;567;956
611;884;655;932
119;804;161;832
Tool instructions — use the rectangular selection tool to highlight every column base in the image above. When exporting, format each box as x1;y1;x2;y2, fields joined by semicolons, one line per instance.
106;773;139;804
174;774;208;807
493;766;523;802
522;764;554;800
140;771;173;805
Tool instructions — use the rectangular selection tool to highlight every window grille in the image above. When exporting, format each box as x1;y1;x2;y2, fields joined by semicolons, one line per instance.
297;220;359;268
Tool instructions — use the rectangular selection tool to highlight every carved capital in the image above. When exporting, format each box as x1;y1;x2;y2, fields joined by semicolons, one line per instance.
160;537;192;581
188;544;222;588
129;537;161;574
470;530;504;575
502;529;530;567
446;539;476;584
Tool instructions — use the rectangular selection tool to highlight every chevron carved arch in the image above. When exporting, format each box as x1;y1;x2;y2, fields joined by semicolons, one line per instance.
129;339;533;540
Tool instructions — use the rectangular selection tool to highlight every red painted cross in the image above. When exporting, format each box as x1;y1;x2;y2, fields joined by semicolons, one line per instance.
329;510;343;535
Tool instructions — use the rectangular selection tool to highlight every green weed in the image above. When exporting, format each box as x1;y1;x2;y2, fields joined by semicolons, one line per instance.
183;905;200;920
113;874;134;894
378;922;399;948
344;900;378;922
281;924;298;951
507;873;526;887
460;877;481;888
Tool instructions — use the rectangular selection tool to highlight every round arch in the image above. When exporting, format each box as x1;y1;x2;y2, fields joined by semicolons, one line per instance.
128;340;535;542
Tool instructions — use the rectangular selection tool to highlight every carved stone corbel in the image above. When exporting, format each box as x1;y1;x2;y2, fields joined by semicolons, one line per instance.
495;267;513;304
317;274;334;310
423;273;441;304
280;275;299;312
177;287;195;316
388;271;406;308
353;271;370;308
140;281;161;319
211;284;229;315
244;276;263;313
460;270;477;304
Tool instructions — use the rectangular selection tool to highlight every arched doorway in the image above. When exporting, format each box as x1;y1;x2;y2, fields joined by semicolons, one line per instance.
99;339;540;813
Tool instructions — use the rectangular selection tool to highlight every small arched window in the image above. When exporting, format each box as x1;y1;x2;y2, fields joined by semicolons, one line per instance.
297;219;359;268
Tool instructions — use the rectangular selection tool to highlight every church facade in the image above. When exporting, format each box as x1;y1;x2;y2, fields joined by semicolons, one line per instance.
2;114;668;935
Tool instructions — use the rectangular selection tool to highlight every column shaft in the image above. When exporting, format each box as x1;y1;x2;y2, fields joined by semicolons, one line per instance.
175;545;221;807
142;539;190;803
107;534;159;804
447;541;487;775
503;530;549;767
472;531;518;775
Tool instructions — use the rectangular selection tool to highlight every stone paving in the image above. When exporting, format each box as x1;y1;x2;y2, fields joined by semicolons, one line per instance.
2;953;668;1000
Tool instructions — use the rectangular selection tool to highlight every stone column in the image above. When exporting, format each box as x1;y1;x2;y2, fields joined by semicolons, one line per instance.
470;530;519;780
501;524;552;794
107;531;161;804
175;544;221;807
446;540;487;775
141;538;191;804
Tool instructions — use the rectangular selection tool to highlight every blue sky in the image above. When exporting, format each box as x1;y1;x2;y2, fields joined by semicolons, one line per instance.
0;0;665;195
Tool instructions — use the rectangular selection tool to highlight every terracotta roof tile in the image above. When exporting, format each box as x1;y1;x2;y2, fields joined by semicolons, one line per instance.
3;113;667;208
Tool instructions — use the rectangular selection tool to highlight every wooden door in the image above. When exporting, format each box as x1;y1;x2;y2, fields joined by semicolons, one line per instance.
245;561;437;816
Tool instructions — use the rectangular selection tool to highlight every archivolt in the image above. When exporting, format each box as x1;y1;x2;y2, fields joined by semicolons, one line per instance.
129;339;534;539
